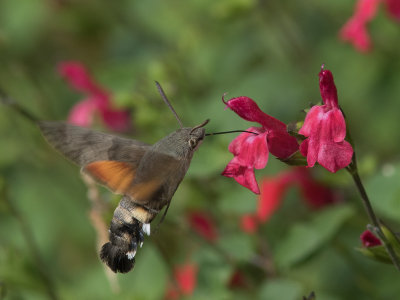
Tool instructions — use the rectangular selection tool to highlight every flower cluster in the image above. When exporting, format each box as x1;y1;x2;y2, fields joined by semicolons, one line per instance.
59;61;131;132
223;66;353;194
340;0;400;52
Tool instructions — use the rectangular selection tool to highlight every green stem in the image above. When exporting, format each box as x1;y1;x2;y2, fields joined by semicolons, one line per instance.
347;156;400;271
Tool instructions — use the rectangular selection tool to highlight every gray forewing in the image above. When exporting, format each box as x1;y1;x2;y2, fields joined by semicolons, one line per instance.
38;121;151;166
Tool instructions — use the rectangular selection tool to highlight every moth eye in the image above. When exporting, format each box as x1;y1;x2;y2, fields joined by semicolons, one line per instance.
188;138;197;148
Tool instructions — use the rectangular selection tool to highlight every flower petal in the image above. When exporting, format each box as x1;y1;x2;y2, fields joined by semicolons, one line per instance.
317;140;353;173
324;108;347;143
386;0;400;21
240;214;258;233
267;130;299;159
67;98;97;127
222;158;260;194
361;230;382;247
298;105;324;137
256;176;289;222
58;61;105;95
225;96;286;131
299;138;309;158
294;167;339;208
101;108;131;132
228;127;264;156
174;263;198;295
339;0;380;52
319;68;339;108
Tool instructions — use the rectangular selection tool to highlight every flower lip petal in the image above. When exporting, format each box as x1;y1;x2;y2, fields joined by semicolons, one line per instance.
233;130;269;169
225;96;287;131
222;159;260;194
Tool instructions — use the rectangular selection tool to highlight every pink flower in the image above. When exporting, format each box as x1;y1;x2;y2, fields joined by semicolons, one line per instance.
59;61;131;132
299;67;353;173
339;0;380;52
187;211;218;242
386;0;400;21
360;230;382;247
340;0;400;52
222;96;299;194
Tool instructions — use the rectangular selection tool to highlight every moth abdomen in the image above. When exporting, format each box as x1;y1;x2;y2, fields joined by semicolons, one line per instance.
100;197;155;273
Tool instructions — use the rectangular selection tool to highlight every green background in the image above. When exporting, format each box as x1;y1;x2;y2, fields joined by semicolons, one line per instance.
1;0;400;299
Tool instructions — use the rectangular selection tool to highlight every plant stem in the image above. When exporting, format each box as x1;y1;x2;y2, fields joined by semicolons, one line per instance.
81;174;120;294
347;156;400;271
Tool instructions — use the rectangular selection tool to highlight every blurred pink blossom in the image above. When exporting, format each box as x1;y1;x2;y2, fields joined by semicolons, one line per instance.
360;230;382;247
340;0;400;52
165;262;198;299
187;211;218;242
58;61;131;132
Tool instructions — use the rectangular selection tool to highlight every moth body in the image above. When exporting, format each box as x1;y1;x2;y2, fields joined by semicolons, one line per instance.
39;121;206;273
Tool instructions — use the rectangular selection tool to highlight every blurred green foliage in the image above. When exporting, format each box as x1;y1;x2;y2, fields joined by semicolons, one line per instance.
1;0;400;299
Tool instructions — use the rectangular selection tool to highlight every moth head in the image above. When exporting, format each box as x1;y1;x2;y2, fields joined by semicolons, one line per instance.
188;119;208;150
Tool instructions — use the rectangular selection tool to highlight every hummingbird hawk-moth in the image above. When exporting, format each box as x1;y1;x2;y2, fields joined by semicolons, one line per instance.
39;83;209;273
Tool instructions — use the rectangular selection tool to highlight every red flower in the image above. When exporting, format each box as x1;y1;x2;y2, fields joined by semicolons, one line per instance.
222;96;299;194
174;263;198;295
294;168;339;208
340;0;400;52
360;230;382;247
340;0;380;52
187;211;218;242
240;214;258;234
165;262;198;299
299;67;353;173
239;167;338;233
58;61;131;132
386;0;400;21
256;175;292;222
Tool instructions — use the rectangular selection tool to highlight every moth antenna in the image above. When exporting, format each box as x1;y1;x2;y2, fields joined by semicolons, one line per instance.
155;81;183;128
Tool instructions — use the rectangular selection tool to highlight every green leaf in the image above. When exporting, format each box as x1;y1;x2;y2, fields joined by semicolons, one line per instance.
365;163;400;221
217;233;254;261
275;204;355;268
259;279;303;300
355;246;392;264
